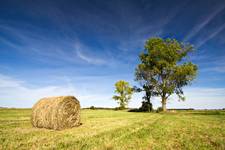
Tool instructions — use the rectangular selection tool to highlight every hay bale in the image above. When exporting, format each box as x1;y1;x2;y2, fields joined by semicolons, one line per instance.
31;96;80;130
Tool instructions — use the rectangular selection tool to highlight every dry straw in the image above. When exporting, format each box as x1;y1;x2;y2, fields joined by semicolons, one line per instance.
31;96;80;130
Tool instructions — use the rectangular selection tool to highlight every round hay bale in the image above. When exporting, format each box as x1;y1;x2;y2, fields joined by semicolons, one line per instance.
31;96;80;130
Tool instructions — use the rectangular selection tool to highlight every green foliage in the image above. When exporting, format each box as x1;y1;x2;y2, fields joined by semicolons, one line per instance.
136;37;198;111
132;85;154;112
114;107;126;110
156;107;163;113
112;80;133;109
139;101;153;112
128;101;153;112
90;106;95;110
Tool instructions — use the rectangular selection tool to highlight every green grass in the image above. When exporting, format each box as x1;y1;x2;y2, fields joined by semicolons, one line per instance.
0;109;225;150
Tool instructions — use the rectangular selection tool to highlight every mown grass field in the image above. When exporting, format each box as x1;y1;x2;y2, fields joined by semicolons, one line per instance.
0;108;224;150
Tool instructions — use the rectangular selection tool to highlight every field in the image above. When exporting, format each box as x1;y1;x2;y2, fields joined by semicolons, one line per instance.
0;109;225;150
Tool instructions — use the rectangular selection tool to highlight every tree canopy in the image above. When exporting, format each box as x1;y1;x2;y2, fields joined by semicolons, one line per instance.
112;80;133;109
135;37;198;111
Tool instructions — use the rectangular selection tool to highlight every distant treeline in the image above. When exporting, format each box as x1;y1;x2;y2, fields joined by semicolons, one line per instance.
82;106;225;111
82;106;116;110
1;106;224;111
168;108;194;110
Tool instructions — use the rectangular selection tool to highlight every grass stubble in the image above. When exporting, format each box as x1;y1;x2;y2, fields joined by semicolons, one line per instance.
0;108;224;150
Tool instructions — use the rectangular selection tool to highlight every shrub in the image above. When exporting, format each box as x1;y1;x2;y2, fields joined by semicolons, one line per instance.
128;108;141;112
90;106;95;110
139;101;153;112
115;107;125;110
128;101;153;112
156;107;163;113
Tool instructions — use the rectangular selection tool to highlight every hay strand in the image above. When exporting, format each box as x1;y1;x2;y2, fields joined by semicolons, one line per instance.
31;96;80;130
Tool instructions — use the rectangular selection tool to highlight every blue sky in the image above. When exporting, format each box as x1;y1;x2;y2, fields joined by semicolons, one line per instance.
0;0;225;109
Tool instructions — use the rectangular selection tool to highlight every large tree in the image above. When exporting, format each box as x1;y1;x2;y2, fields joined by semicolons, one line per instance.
113;80;133;109
135;37;197;112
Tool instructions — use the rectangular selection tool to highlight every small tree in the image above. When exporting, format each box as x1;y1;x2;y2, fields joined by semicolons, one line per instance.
135;37;197;112
113;80;133;109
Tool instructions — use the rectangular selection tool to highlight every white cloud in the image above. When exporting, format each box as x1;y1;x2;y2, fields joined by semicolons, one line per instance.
129;87;225;109
0;74;77;108
0;74;224;109
0;74;23;88
165;87;225;109
0;74;117;108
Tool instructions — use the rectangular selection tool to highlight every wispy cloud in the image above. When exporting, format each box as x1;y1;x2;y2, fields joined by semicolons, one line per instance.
74;41;106;65
200;55;225;73
204;66;225;73
0;23;109;66
0;0;191;67
0;36;20;49
76;50;106;65
195;22;225;49
184;4;225;42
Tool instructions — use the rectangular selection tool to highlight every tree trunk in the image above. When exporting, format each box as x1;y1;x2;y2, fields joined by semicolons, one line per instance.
162;96;167;112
